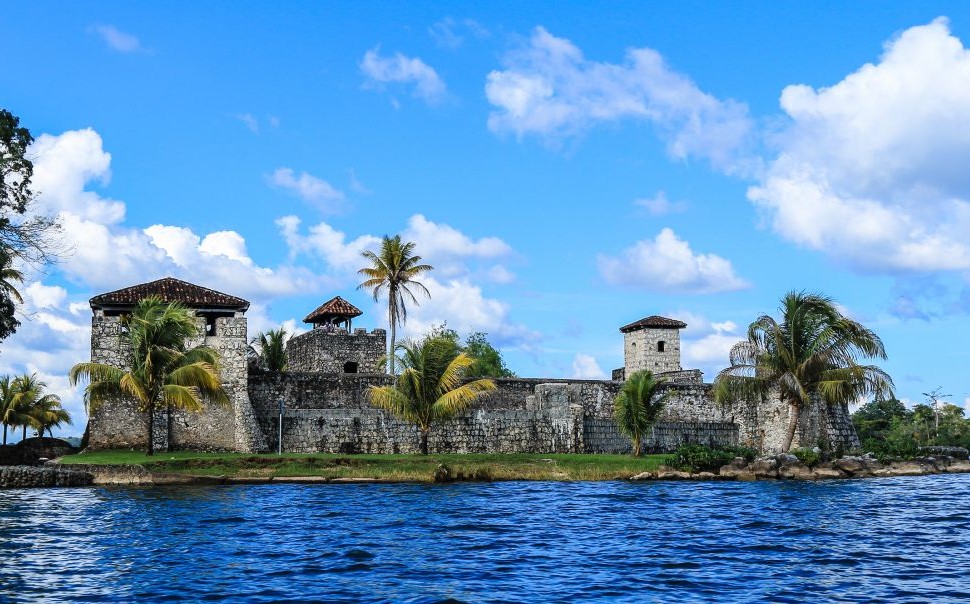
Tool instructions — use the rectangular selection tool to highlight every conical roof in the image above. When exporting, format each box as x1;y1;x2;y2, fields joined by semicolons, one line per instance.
90;277;249;311
303;296;363;324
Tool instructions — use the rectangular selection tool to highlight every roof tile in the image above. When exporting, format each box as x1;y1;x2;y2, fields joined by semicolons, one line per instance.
90;277;249;311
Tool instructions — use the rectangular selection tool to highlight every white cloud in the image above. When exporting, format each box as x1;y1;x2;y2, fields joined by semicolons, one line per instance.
486;265;516;284
597;228;748;294
276;215;380;272
24;282;68;310
635;191;686;216
750;18;970;273
361;48;447;104
30;129;125;224
682;320;739;366
402;214;514;279
89;24;143;53
485;27;754;171
270;168;345;213
236;113;259;133
571;353;606;379
30;130;322;302
396;277;540;348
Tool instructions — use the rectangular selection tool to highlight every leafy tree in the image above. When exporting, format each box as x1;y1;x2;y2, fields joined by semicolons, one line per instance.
614;370;668;456
425;324;515;378
251;327;289;372
0;373;68;441
358;235;433;374
852;398;910;443
69;297;228;455
714;291;894;452
367;335;496;454
0;375;22;444
0;109;60;266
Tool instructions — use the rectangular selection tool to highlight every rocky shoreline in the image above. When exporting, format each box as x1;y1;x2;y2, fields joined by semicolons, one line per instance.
0;465;93;488
632;454;970;481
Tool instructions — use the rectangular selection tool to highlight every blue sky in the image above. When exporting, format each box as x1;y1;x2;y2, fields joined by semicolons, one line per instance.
3;2;970;437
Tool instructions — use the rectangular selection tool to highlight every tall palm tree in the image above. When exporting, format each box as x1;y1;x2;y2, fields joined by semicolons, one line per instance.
0;375;20;444
367;336;496;454
11;373;68;439
614;370;669;456
251;328;288;372
358;235;433;374
69;297;229;456
714;291;894;452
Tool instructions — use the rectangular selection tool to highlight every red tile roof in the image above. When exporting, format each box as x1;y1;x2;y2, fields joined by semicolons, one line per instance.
90;277;249;311
303;296;363;324
619;315;688;333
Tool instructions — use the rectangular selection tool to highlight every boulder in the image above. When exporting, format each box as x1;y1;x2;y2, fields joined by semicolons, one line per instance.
657;468;692;480
630;471;655;481
778;462;814;480
834;456;870;476
748;456;779;479
811;466;844;479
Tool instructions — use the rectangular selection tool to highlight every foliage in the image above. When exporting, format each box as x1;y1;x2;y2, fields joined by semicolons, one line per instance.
426;324;516;378
791;447;821;468
0;109;61;267
0;248;22;343
670;444;756;473
614;370;668;456
0;373;71;442
69;297;228;456
853;394;970;460
367;335;496;454
714;290;894;452
251;327;288;372
358;235;433;374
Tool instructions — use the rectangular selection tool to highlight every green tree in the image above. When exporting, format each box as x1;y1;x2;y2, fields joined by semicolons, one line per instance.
614;370;668;456
367;335;496;454
69;297;228;456
464;332;516;378
852;398;910;443
0;375;23;444
251;327;289;372
0;109;60;266
714;291;894;452
5;373;66;441
358;235;433;374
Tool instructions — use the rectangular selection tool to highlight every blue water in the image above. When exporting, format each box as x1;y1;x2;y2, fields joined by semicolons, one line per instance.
2;476;970;603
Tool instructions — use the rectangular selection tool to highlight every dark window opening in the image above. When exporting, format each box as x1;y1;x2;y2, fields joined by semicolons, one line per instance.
657;341;665;352
199;312;234;337
344;361;359;374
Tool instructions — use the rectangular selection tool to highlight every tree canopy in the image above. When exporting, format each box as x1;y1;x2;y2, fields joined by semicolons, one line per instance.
426;324;516;378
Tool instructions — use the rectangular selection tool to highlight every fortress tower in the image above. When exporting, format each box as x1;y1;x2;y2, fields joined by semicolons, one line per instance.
619;315;687;377
86;277;267;452
285;296;386;374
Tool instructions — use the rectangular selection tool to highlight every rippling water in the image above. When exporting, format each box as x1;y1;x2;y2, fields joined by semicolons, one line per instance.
2;475;970;602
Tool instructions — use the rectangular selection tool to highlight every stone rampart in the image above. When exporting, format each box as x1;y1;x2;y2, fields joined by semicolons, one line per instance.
286;328;386;374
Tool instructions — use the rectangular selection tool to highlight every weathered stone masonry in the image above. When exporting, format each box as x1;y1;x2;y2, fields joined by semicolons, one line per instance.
86;279;860;455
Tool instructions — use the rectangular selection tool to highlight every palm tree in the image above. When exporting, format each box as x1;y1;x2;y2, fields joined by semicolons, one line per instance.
614;370;669;456
0;246;24;305
714;291;894;452
0;375;21;444
251;328;288;372
358;235;433;374
10;373;69;439
367;336;496;454
69;297;229;456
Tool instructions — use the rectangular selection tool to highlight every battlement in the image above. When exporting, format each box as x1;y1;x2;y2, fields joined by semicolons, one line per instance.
286;326;387;374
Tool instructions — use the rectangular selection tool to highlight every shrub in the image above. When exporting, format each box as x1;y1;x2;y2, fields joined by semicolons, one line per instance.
670;444;754;473
791;447;821;468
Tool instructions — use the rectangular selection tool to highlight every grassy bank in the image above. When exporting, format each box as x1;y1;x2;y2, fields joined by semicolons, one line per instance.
59;450;670;482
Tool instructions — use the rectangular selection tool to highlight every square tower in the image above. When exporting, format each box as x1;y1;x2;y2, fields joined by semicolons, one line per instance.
619;315;687;375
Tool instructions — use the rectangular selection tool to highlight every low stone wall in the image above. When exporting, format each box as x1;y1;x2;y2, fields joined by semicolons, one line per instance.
583;419;739;454
59;463;155;485
0;466;93;488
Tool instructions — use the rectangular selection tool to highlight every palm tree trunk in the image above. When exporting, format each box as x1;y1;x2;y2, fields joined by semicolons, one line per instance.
420;426;429;455
22;425;26;441
388;305;396;375
2;424;6;445
782;402;799;452
632;436;641;457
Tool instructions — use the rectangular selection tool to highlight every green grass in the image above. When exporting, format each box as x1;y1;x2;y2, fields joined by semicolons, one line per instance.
59;450;671;482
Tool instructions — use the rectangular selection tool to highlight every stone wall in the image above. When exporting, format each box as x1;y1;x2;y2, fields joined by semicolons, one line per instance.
624;327;682;374
583;419;739;453
86;314;267;453
286;328;386;374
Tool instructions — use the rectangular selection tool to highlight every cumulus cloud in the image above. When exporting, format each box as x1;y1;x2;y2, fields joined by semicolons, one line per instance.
270;168;345;213
571;353;606;379
682;320;740;367
597;228;748;294
750;18;970;274
361;48;447;104
402;214;514;279
88;24;143;53
30;130;322;302
485;27;754;171
276;215;380;272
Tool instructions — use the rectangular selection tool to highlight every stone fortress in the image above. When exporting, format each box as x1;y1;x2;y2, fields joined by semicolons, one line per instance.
86;278;860;455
